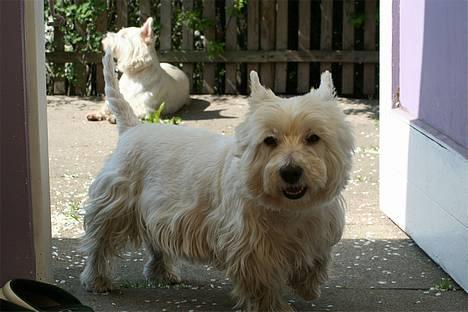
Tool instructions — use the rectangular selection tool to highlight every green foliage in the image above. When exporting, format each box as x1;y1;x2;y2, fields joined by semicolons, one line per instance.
66;200;81;222
144;103;182;125
174;7;224;60
44;0;244;95
434;278;455;291
45;0;106;53
227;0;248;18
45;0;107;86
120;280;155;289
350;12;366;29
176;9;214;32
206;41;225;60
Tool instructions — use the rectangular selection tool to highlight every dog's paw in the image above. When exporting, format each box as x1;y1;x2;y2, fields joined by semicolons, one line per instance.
86;112;106;121
81;276;112;294
246;301;295;312
107;115;117;124
144;265;181;285
162;271;182;284
295;285;321;301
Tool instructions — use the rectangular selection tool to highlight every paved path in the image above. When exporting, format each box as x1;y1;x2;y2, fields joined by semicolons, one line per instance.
47;95;467;311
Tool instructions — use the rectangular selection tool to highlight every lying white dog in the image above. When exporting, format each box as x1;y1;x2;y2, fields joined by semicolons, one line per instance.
81;49;354;311
87;17;190;122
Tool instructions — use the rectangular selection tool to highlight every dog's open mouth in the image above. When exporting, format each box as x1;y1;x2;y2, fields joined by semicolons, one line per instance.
283;185;307;200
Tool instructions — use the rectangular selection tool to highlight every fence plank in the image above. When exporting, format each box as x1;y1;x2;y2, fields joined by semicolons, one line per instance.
73;0;87;96
203;0;216;94
182;0;194;92
297;0;311;93
52;23;65;94
139;0;151;24
225;0;238;94
95;1;107;95
247;0;259;84
274;0;288;93
260;0;275;89
47;50;379;64
116;0;128;29
363;0;376;96
160;1;171;50
342;0;354;95
320;0;333;73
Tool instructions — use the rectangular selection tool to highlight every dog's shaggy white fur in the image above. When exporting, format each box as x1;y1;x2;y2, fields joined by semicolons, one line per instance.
87;17;189;122
81;50;354;311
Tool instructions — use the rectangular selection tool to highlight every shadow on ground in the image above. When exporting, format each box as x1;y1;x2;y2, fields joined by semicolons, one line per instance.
176;98;237;121
52;237;465;312
341;98;380;120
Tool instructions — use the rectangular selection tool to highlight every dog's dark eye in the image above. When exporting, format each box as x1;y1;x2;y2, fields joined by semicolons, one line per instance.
263;136;278;147
306;134;320;144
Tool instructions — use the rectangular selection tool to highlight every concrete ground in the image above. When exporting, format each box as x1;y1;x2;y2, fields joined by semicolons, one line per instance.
47;95;467;311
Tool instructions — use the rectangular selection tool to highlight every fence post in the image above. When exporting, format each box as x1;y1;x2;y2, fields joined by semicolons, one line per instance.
342;0;355;95
95;1;107;96
182;0;194;92
160;1;172;51
260;0;275;89
139;0;151;24
363;0;376;97
225;0;238;94
320;0;333;73
274;0;288;94
73;0;87;96
297;0;310;93
116;0;128;29
202;0;216;94
52;23;66;95
247;0;259;90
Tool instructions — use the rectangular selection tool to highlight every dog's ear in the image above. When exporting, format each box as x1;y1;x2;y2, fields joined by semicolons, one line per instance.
140;17;154;44
310;70;336;101
248;71;277;108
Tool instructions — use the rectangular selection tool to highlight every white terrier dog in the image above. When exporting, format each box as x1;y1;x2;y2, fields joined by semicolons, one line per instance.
81;50;354;311
87;17;190;122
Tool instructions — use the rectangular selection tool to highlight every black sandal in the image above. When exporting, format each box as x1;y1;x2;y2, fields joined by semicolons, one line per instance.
0;279;93;311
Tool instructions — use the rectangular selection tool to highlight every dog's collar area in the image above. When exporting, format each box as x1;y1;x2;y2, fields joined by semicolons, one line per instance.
283;185;307;200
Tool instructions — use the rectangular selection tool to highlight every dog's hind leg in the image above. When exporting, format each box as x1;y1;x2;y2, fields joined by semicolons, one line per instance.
86;102;115;122
80;172;141;292
143;237;181;285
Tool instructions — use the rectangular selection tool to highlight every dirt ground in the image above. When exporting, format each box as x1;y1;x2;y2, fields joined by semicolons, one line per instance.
47;95;467;311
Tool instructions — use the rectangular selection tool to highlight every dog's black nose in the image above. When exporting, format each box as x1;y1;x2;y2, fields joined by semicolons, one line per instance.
279;165;303;184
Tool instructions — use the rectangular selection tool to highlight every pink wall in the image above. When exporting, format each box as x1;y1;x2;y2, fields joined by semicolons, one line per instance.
399;0;467;150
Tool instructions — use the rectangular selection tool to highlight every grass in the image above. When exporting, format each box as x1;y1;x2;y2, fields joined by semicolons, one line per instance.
434;278;455;291
119;279;194;289
144;103;182;125
66;200;81;222
120;280;156;289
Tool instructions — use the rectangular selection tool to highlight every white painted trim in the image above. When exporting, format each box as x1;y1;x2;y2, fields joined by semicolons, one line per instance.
380;109;468;292
380;0;468;292
24;0;52;282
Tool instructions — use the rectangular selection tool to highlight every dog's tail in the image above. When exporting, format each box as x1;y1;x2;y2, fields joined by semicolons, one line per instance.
314;70;336;101
102;48;140;135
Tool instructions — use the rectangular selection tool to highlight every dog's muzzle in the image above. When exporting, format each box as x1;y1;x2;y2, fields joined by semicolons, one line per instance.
282;185;307;200
280;165;307;200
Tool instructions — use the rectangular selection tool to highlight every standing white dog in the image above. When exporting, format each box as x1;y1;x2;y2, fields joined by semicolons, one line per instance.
87;17;189;122
81;49;354;311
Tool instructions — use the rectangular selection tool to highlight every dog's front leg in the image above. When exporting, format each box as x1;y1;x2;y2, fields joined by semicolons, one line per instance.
228;257;293;311
290;255;331;301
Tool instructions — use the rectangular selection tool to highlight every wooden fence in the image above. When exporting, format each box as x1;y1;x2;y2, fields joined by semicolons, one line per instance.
46;0;379;97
